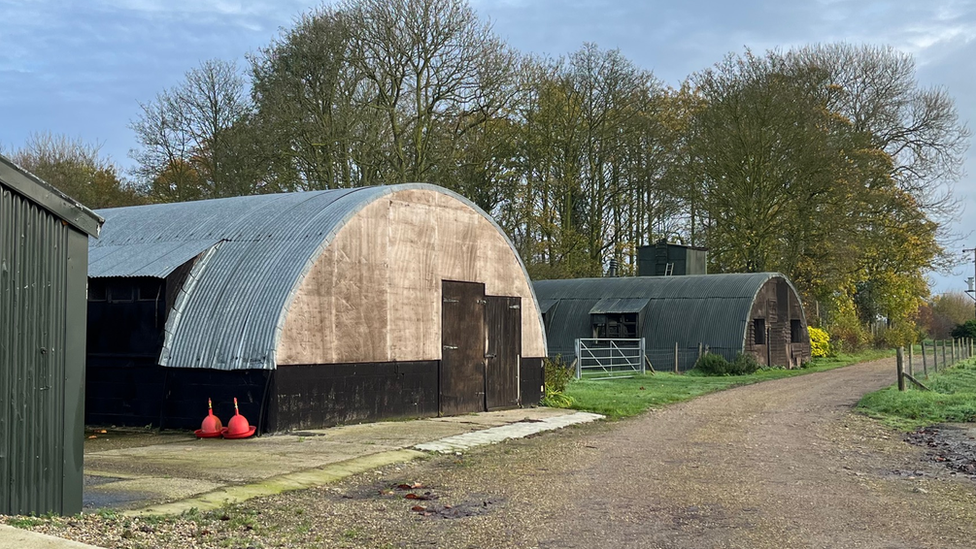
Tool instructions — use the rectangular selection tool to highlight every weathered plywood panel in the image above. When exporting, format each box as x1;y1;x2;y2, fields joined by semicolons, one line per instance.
278;188;546;365
388;195;439;361
330;200;391;363
743;278;811;368
278;245;338;364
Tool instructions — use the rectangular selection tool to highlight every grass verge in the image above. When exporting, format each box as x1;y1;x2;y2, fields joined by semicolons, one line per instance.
558;348;893;419
857;357;976;431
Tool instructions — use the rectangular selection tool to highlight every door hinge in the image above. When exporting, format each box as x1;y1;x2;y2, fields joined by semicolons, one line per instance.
443;345;458;350
484;353;497;359
443;298;459;303
477;299;487;304
509;304;521;309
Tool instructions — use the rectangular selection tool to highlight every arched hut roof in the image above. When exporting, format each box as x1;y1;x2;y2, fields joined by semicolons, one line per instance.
534;273;805;359
89;184;543;370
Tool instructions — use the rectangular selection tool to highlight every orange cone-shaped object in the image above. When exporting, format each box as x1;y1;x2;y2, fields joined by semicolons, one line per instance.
194;398;224;438
224;397;256;439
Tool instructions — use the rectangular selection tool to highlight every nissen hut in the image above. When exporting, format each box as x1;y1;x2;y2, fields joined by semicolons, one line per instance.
534;273;810;371
86;184;546;432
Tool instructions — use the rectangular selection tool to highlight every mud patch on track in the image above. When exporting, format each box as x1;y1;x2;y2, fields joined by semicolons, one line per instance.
325;479;505;519
905;425;976;477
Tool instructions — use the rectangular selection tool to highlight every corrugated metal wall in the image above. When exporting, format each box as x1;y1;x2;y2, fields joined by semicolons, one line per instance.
1;183;86;515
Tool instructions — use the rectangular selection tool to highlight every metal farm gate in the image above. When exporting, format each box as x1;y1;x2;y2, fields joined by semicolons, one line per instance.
573;338;646;379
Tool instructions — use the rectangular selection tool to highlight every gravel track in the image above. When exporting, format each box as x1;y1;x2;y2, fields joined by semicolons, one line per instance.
9;357;976;548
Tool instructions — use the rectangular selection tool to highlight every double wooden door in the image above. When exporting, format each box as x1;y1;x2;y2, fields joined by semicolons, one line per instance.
440;281;521;415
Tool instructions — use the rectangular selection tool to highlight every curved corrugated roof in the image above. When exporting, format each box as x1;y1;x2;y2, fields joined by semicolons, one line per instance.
92;184;538;371
533;273;797;364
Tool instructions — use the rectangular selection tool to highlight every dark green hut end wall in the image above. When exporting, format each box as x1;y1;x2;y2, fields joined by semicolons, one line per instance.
62;230;88;514
0;184;88;516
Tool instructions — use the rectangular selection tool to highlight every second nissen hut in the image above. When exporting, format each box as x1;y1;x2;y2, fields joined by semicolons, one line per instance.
534;273;810;371
86;184;546;432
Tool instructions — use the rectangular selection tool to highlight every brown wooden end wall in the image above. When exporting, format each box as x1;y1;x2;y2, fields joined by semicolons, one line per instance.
744;277;811;367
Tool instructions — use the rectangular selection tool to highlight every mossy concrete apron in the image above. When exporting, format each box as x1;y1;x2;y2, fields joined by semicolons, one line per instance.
83;408;602;517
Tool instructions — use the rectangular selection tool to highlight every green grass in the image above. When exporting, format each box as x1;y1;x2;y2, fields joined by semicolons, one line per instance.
559;348;894;419
6;516;46;529
857;357;976;431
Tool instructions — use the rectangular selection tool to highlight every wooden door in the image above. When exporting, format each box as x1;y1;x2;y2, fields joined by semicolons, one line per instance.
486;296;521;410
440;281;486;415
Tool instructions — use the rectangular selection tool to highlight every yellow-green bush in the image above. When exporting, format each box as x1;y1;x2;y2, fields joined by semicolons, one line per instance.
809;326;832;357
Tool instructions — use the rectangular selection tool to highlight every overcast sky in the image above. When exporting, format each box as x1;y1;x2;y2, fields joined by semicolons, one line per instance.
2;0;975;293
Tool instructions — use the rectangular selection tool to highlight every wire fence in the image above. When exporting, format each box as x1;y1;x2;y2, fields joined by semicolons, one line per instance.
563;340;738;377
897;338;974;390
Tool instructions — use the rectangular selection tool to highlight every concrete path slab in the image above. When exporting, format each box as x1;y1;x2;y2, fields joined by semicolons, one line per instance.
414;411;604;452
5;408;604;548
0;525;103;549
81;407;601;517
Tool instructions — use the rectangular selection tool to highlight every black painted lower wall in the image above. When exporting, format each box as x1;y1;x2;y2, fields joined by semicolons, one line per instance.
87;356;548;434
520;357;544;406
86;359;271;432
270;361;439;432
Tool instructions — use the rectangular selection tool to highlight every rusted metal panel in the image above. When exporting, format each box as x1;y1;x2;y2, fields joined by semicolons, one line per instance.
486;296;521;410
440;281;486;416
1;173;93;516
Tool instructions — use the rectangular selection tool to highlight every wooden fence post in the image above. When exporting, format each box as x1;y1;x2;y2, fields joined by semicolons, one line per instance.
698;342;703;361
897;347;905;391
941;340;947;371
921;340;928;378
908;344;914;377
674;342;679;374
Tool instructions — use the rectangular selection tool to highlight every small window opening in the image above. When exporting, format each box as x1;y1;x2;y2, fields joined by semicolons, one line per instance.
88;281;106;301
754;318;766;345
136;279;162;302
107;284;134;303
593;313;638;338
790;319;803;343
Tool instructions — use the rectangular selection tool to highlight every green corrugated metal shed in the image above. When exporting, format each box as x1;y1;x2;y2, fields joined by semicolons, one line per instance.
534;273;808;370
0;154;102;516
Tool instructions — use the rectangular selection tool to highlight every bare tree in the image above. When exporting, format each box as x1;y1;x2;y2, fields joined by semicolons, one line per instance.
788;44;970;233
130;59;253;201
341;0;517;184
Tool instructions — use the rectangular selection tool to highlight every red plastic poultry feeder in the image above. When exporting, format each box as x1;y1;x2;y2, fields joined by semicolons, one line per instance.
194;398;224;438
224;397;256;439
